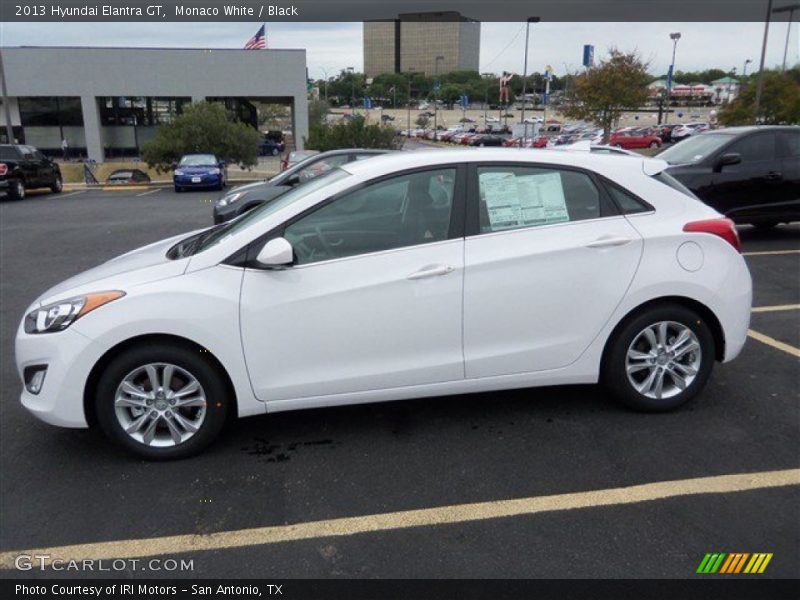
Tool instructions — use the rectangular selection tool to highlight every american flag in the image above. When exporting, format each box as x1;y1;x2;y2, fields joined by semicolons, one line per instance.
244;25;266;50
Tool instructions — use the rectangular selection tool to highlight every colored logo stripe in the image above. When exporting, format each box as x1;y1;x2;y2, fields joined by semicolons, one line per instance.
697;553;773;574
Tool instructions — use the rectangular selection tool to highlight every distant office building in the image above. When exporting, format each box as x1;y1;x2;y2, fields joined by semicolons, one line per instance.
364;12;480;78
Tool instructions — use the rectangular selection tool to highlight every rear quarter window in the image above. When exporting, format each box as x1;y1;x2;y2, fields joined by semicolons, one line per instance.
651;172;700;200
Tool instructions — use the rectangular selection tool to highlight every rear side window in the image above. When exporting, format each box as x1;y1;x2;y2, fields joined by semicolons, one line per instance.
604;181;652;214
477;166;604;233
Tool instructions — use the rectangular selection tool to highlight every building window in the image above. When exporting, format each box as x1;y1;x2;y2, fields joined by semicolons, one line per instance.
18;97;83;127
98;97;190;126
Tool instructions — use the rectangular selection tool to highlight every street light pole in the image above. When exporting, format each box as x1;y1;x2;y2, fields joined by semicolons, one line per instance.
433;55;444;140
520;17;540;148
407;69;415;137
664;32;681;125
773;3;800;72
742;58;752;77
346;66;355;113
0;49;15;144
755;0;774;122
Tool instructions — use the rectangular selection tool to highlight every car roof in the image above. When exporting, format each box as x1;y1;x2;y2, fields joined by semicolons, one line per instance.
340;147;666;178
705;125;799;135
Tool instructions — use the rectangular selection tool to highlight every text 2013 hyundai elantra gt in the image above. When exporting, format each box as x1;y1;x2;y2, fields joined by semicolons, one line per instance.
15;149;752;459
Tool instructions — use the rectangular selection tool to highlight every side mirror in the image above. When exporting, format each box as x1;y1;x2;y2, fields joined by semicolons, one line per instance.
255;237;293;269
716;153;741;171
218;161;226;168
285;174;301;186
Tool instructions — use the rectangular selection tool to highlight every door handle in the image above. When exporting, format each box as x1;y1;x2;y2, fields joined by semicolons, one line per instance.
766;171;783;181
407;264;455;280
586;236;632;249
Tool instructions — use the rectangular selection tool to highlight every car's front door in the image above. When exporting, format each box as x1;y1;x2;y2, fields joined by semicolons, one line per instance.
704;132;780;219
463;163;643;378
240;166;466;402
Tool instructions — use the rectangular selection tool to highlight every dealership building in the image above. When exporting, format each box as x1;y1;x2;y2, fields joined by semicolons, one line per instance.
0;46;309;162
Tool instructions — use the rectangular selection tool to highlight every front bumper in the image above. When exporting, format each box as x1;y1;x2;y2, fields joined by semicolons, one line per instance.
15;324;98;428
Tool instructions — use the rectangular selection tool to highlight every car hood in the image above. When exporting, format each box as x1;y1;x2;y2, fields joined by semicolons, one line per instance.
34;229;203;306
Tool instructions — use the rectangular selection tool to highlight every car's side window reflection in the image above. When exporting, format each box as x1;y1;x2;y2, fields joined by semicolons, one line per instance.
297;155;349;182
477;166;602;233
284;169;456;265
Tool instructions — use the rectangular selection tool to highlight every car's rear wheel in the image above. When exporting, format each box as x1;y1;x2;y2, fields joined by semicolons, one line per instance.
649;141;660;148
8;178;25;200
271;148;279;156
602;304;715;412
95;343;230;459
51;175;63;193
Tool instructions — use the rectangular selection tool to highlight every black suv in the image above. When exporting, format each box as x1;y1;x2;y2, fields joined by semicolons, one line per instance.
658;126;800;228
0;144;63;200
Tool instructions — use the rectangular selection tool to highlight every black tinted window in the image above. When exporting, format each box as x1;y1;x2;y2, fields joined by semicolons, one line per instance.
605;181;651;214
727;133;776;162
779;131;800;158
0;146;19;160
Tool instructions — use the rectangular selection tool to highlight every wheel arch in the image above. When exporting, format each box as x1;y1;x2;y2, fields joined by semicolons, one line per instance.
83;333;238;427
601;296;725;372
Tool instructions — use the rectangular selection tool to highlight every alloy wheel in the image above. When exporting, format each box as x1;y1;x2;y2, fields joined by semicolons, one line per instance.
114;362;207;447
625;321;701;400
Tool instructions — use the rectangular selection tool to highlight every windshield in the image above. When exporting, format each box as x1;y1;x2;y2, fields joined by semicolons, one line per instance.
179;154;217;167
656;134;732;165
174;168;351;258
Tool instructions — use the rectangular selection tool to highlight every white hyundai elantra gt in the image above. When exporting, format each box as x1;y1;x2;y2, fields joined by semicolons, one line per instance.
16;149;752;459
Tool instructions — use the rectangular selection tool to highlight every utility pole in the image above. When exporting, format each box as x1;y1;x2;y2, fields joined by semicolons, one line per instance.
519;17;540;147
754;0;774;122
346;66;355;114
0;49;15;144
664;32;681;124
433;56;444;140
773;3;800;72
407;69;415;137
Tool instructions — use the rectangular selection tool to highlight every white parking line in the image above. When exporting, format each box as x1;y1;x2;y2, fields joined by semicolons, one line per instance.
751;304;800;313
57;191;86;199
747;329;800;358
136;189;161;197
743;249;800;256
0;468;796;567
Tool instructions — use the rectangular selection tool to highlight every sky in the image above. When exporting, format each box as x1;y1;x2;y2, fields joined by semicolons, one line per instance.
1;21;798;77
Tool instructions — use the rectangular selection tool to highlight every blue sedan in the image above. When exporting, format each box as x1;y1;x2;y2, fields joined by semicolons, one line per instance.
173;154;226;192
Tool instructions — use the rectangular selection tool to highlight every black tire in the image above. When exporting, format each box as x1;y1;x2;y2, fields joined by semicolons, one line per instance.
51;175;63;194
8;178;25;200
271;148;279;156
602;303;715;412
649;141;659;148
95;343;230;459
174;185;182;193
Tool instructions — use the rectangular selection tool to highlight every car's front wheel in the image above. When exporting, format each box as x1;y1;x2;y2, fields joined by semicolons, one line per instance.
95;343;230;459
51;175;63;193
602;304;715;412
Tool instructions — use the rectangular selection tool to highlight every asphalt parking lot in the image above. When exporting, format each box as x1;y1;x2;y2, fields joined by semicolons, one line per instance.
0;186;797;579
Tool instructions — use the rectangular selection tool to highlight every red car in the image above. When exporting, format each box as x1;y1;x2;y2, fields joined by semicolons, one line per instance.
608;128;662;149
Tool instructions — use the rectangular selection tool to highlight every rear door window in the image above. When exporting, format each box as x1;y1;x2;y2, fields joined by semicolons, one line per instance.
726;133;776;162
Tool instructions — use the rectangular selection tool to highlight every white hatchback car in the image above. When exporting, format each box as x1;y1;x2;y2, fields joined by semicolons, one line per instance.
16;149;752;459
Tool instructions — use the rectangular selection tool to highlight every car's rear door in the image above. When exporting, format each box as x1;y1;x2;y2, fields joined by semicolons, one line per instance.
462;162;643;377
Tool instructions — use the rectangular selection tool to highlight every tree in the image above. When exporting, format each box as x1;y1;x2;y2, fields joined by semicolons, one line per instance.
141;102;261;171
308;99;330;127
415;114;430;128
257;103;288;130
305;115;400;151
562;49;651;142
718;69;800;125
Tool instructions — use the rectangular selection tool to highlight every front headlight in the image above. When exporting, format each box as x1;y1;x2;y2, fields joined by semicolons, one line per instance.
209;168;221;175
217;192;246;207
174;169;185;176
24;291;125;334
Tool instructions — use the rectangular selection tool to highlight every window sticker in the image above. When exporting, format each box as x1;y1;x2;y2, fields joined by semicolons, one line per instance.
481;172;522;230
480;171;569;231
